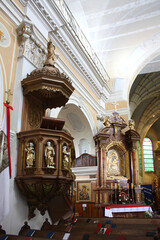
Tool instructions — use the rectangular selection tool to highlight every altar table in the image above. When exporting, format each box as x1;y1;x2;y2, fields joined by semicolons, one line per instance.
105;205;152;218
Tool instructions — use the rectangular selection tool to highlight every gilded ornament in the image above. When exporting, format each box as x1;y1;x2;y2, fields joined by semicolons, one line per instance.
25;142;35;167
104;116;111;127
129;119;135;130
45;141;55;168
62;145;70;170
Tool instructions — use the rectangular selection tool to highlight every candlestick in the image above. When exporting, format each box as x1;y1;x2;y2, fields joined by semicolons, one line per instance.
114;184;117;204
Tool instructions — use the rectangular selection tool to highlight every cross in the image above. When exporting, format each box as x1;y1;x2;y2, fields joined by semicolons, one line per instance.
5;89;13;104
112;102;119;112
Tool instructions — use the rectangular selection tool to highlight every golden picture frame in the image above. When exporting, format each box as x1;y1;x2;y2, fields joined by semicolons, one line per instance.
77;182;91;202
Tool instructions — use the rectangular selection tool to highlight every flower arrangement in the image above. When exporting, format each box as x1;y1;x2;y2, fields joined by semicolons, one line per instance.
145;210;160;219
145;210;152;218
119;191;131;204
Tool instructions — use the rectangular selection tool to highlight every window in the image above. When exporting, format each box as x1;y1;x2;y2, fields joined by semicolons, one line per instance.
138;142;143;176
143;137;154;172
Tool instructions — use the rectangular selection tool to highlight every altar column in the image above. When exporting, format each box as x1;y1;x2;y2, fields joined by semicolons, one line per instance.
125;128;140;186
132;149;138;186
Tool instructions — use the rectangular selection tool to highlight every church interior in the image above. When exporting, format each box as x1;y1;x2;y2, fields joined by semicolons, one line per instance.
1;0;160;239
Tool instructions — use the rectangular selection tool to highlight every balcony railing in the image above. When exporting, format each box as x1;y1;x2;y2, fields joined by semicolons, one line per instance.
54;0;110;83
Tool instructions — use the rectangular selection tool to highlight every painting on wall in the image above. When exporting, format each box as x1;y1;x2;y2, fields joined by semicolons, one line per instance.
77;182;91;202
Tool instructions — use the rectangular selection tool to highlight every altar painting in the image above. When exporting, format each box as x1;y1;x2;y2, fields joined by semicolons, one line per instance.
107;149;120;176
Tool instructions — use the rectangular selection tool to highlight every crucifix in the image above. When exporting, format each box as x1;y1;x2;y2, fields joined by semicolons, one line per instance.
112;102;119;112
5;89;13;104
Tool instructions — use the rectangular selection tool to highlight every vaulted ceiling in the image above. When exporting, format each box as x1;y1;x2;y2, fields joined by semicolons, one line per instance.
65;0;160;79
65;0;160;140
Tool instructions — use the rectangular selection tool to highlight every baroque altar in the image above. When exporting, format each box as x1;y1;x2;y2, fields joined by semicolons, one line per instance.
93;110;142;216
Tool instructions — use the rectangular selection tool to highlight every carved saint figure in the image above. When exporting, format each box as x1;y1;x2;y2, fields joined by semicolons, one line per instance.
45;141;55;167
129;119;135;130
25;142;35;167
62;145;70;170
44;40;55;66
104;116;111;127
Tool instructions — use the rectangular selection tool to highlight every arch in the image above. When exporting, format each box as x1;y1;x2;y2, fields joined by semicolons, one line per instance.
67;93;97;136
50;93;97;136
125;33;160;100
57;102;96;157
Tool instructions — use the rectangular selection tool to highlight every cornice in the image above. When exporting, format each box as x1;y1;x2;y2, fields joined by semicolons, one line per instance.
1;0;24;26
28;0;111;100
71;166;97;176
19;0;28;7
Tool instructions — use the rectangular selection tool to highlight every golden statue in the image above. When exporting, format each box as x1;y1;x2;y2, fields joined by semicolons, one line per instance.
44;40;56;67
129;119;135;130
45;141;55;168
104;116;111;127
25;142;35;167
62;145;70;170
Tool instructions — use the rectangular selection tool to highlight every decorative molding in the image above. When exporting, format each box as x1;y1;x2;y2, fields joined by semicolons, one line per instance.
71;166;97;176
19;0;29;7
75;178;96;182
49;0;110;82
1;0;25;26
17;18;47;68
28;0;111;99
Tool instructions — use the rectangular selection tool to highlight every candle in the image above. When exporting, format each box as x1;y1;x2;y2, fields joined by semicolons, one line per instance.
131;183;133;189
115;183;117;189
127;183;129;189
111;183;113;189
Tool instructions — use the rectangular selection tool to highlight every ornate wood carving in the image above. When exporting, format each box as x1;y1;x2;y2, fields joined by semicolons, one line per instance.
16;41;75;221
94;112;141;206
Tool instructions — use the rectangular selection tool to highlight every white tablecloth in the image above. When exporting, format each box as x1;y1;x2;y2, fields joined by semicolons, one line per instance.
105;205;152;217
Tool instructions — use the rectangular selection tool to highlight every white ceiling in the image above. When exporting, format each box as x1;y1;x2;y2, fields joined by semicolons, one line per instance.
65;0;160;79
